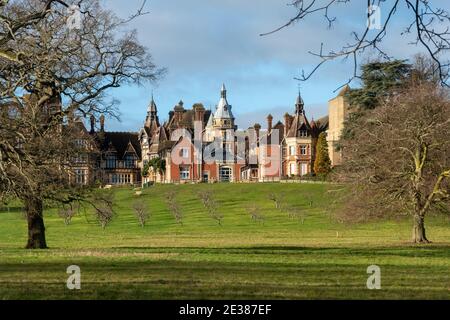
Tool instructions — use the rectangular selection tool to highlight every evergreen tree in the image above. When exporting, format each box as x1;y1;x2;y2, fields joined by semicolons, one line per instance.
341;60;412;143
314;132;331;175
347;60;412;110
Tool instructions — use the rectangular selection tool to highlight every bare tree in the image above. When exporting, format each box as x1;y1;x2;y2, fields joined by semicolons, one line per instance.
284;206;306;224
58;204;78;225
247;204;265;225
88;190;115;229
304;193;314;208
94;206;112;229
207;198;224;226
133;200;150;227
263;1;450;87
0;0;162;248
268;192;285;210
198;190;213;208
334;82;450;243
166;191;183;225
198;189;223;225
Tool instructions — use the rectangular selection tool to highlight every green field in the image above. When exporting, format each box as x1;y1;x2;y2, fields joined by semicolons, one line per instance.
0;183;448;299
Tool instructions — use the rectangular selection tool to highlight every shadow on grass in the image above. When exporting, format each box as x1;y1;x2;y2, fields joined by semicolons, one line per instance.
111;245;450;258
0;257;448;300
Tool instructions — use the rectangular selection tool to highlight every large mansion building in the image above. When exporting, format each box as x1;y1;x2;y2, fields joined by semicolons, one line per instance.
72;84;349;185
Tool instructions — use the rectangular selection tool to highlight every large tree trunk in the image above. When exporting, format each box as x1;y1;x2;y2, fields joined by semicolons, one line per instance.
25;197;48;249
412;214;430;243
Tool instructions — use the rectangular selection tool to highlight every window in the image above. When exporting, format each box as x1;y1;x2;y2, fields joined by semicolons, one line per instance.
180;148;189;158
124;174;131;184
219;167;232;182
289;163;296;176
180;166;190;180
289;146;296;156
300;145;307;155
106;155;116;168
300;163;308;176
111;174;131;184
299;130;308;137
75;139;87;148
124;154;136;168
74;153;87;164
75;169;87;185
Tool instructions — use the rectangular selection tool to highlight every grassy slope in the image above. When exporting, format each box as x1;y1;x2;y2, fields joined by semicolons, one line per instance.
0;183;448;299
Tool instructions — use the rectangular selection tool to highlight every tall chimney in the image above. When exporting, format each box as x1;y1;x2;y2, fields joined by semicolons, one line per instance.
254;123;261;141
194;103;206;123
90;115;95;133
267;114;273;133
284;113;291;136
100;114;105;132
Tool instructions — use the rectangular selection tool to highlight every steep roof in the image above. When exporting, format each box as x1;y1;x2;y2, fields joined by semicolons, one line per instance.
337;84;351;97
96;132;142;159
167;108;212;130
149;126;170;153
213;84;234;120
285;112;311;138
315;115;329;131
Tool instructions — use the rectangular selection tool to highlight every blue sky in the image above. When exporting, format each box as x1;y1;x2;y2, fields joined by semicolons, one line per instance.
101;0;445;132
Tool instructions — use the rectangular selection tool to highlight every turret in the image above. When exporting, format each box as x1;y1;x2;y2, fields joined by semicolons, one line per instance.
213;83;234;129
144;94;159;130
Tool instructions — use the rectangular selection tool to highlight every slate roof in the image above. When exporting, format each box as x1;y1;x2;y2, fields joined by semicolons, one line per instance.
315;115;329;131
213;84;234;120
285;112;311;138
167;108;212;130
95;131;142;159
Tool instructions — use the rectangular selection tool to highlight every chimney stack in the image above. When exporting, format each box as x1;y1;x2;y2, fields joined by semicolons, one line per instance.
254;123;261;141
284;113;292;136
194;103;206;122
90;115;95;133
100;114;105;132
174;100;184;124
267;114;273;133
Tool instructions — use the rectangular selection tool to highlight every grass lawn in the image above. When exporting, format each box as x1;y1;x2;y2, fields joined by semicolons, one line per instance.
0;183;448;299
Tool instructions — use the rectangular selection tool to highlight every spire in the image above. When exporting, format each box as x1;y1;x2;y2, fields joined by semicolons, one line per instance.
221;83;226;99
145;93;159;130
295;87;304;114
148;92;157;114
214;83;234;121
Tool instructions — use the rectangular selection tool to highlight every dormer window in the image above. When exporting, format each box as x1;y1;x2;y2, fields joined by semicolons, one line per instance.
124;154;136;168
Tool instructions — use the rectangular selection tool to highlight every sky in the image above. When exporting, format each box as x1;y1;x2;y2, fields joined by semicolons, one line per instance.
100;0;445;132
